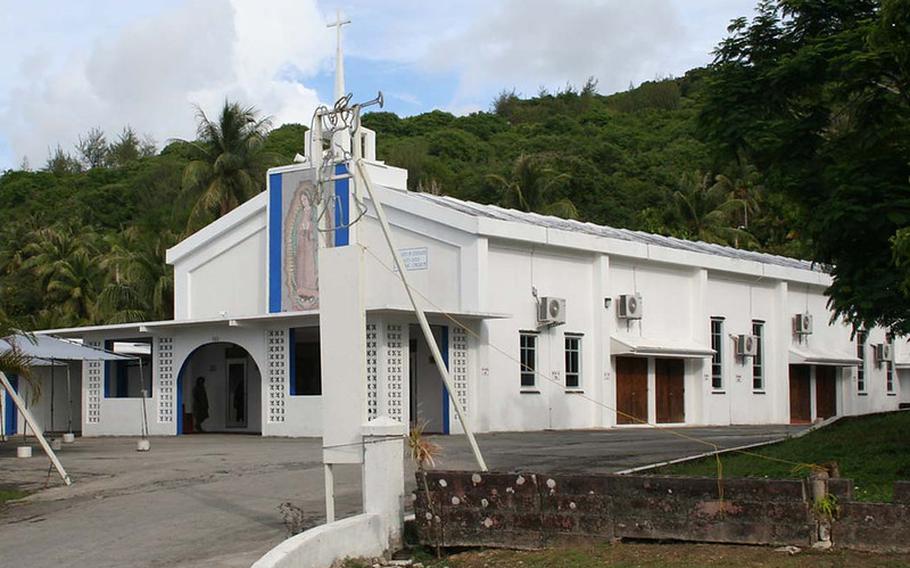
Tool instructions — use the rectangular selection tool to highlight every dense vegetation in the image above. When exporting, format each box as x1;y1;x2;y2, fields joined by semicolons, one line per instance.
0;71;796;329
0;0;905;335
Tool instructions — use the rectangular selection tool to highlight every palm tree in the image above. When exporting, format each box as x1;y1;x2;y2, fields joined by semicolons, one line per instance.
178;101;276;232
99;228;177;322
672;172;757;248
712;160;762;232
22;226;103;326
487;154;579;219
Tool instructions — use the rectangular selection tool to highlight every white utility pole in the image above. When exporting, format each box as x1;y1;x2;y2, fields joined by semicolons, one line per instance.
0;371;72;485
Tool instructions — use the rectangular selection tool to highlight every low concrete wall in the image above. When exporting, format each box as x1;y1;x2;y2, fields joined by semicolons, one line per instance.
251;513;385;568
414;471;910;552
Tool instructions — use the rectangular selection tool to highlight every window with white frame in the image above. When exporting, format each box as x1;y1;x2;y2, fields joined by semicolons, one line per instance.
856;330;866;393
520;332;537;388
710;318;724;390
752;321;764;391
565;334;582;389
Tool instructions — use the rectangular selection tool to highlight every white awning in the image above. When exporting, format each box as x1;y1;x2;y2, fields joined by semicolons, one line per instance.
611;335;714;359
789;345;860;367
0;334;135;363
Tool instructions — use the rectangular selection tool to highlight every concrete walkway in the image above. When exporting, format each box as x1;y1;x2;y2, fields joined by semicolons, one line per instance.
0;424;806;567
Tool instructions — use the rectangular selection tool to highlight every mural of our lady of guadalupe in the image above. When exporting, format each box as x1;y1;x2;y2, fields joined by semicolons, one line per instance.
283;178;332;310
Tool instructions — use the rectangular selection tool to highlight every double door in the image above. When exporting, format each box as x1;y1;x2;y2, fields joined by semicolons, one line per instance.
789;364;838;424
616;357;685;425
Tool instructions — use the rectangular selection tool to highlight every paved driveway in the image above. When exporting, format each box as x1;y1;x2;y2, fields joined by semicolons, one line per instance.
0;424;805;568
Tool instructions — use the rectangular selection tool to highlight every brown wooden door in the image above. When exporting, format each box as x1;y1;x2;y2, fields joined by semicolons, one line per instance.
616;357;648;424
789;365;811;424
815;366;837;419
655;358;685;424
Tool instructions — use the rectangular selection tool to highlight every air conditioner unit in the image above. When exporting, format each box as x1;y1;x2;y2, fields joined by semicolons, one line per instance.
874;343;893;364
617;293;643;320
537;297;567;326
794;313;813;335
735;334;758;357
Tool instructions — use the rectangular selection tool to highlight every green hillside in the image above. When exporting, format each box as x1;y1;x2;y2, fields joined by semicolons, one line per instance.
0;72;806;330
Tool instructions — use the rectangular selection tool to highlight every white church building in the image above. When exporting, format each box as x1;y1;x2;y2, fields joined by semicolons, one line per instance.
4;145;907;439
2;41;908;440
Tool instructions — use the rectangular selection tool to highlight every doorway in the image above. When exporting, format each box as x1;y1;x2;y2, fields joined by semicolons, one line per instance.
815;366;837;419
655;358;685;424
408;325;448;434
789;364;811;424
176;342;261;434
616;356;648;425
225;358;248;429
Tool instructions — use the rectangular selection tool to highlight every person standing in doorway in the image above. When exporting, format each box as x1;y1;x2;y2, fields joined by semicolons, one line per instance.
192;376;209;432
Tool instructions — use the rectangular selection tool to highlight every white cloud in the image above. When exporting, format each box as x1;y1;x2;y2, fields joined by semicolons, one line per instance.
0;0;333;168
427;0;689;103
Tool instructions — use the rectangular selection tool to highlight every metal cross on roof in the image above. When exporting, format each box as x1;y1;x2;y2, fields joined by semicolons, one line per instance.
327;9;351;101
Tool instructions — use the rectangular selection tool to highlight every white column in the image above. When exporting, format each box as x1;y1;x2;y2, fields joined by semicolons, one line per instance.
593;254;611;427
320;245;368;520
775;281;790;423
690;268;708;424
362;416;407;550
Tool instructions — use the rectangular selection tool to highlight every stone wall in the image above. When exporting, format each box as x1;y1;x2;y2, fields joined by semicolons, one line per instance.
413;471;910;552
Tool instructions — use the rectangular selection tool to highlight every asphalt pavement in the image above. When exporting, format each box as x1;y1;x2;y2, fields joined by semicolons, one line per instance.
0;424;806;567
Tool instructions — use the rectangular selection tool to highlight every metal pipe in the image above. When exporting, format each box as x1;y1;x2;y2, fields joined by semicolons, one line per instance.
354;158;488;472
0;371;71;485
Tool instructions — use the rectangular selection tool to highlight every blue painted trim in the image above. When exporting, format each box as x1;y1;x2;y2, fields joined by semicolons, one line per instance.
176;359;186;435
334;163;350;246
440;326;450;435
103;340;112;398
288;328;297;396
4;374;18;435
268;172;283;313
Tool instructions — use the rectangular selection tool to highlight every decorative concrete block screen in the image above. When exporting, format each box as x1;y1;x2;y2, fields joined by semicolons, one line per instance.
414;471;910;552
450;327;469;416
266;329;287;423
366;322;379;420
155;337;174;423
384;323;405;421
84;340;103;423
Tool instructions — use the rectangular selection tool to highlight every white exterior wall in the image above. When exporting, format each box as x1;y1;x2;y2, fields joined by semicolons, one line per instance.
170;195;268;320
609;262;706;427
701;275;785;425
479;244;597;432
361;214;464;313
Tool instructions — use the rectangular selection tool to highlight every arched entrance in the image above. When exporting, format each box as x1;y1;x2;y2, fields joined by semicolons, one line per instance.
176;342;262;434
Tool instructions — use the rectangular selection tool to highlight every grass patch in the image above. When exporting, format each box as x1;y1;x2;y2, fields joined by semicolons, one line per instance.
0;489;27;505
438;543;910;567
654;411;910;502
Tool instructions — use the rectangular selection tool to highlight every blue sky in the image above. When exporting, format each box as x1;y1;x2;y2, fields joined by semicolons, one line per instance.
0;0;757;170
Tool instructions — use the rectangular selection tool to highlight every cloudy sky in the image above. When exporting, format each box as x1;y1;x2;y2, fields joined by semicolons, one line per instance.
0;0;758;170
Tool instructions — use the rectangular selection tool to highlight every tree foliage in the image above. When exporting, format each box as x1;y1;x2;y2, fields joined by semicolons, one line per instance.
177;101;277;231
700;0;910;333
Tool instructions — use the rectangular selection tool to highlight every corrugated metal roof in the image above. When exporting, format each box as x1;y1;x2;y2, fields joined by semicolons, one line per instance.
411;192;823;272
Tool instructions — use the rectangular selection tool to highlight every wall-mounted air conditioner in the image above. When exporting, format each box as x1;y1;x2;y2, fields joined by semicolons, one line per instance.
735;334;758;357
617;293;643;320
537;297;567;326
874;343;893;364
794;313;813;335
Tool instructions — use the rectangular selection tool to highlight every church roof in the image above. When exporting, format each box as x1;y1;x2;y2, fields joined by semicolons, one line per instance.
410;192;822;273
